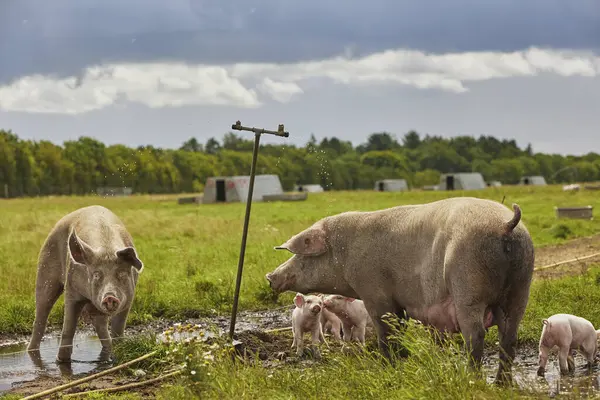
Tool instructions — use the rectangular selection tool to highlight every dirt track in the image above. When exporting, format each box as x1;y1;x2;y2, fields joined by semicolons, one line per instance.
534;234;600;279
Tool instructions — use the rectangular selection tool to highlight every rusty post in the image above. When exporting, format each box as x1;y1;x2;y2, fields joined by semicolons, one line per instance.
228;121;289;339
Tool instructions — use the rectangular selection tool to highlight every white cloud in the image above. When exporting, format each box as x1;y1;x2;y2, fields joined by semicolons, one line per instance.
256;78;303;103
1;47;599;115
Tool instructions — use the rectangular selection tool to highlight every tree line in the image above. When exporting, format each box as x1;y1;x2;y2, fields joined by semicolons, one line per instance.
1;129;599;197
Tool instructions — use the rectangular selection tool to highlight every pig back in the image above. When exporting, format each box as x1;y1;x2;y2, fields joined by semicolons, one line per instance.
327;197;531;311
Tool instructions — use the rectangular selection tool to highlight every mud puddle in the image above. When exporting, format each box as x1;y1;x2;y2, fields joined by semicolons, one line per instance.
0;307;293;394
0;331;105;393
8;306;600;398
484;344;600;398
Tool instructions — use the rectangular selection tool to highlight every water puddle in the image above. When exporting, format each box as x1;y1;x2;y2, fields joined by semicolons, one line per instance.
484;346;600;397
0;307;292;394
0;331;105;393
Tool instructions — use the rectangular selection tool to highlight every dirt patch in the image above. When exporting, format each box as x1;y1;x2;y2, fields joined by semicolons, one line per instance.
7;370;169;399
534;235;600;279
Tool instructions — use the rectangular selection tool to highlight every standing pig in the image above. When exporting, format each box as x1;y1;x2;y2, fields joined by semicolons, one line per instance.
320;304;343;341
537;313;599;376
266;197;534;386
291;293;325;358
27;205;144;363
322;294;370;344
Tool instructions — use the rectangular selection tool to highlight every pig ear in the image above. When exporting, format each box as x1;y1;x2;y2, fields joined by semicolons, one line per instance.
294;293;305;308
274;227;327;256
116;247;144;273
68;229;94;265
345;297;356;303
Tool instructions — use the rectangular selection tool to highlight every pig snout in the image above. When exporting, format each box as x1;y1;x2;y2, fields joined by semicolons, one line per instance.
310;305;321;314
265;271;295;293
101;294;120;312
265;273;275;288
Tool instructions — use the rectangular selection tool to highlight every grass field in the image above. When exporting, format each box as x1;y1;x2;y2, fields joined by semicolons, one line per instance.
2;185;600;399
1;185;599;335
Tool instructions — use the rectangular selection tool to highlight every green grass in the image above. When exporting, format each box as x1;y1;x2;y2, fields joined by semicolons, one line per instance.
0;185;599;335
2;185;600;398
67;267;600;400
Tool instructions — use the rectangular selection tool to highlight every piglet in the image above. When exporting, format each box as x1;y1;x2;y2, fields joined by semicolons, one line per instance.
537;313;599;376
320;306;343;341
322;294;370;344
291;293;325;358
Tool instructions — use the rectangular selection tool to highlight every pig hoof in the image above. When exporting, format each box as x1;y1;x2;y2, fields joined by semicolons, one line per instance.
56;356;72;364
536;367;545;377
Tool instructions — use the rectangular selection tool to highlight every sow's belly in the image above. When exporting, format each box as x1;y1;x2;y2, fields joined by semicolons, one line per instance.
406;298;495;333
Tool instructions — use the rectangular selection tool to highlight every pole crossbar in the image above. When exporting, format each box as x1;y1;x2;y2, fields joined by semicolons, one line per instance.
228;121;289;339
231;120;289;138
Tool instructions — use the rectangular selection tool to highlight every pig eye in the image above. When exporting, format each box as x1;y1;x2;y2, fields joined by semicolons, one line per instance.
118;271;128;280
92;271;102;280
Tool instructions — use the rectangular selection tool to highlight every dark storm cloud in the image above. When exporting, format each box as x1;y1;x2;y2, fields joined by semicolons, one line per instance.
1;0;599;83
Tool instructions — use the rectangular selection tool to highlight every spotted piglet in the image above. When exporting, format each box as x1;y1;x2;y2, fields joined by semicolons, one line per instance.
537;313;600;376
291;293;325;358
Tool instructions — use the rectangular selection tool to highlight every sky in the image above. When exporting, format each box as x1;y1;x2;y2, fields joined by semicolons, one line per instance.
1;0;600;155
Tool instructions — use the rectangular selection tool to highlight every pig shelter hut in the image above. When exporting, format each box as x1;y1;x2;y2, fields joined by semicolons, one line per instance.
519;175;547;186
438;172;486;191
374;179;408;192
202;174;284;203
294;184;324;193
374;179;409;192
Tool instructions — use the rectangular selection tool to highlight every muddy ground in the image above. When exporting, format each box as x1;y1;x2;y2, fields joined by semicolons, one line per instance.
2;235;600;398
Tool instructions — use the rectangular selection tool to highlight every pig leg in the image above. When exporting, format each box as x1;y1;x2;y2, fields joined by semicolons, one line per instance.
342;322;354;342
364;301;408;362
110;305;131;339
537;345;550;376
89;310;112;362
29;279;64;351
28;256;64;352
494;303;526;385
455;304;487;373
557;346;571;375
311;324;322;359
354;322;367;345
293;327;304;357
331;321;342;341
318;323;330;348
580;339;597;371
57;299;87;362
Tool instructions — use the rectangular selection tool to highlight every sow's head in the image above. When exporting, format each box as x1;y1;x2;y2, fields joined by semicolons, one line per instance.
67;228;144;315
265;223;330;294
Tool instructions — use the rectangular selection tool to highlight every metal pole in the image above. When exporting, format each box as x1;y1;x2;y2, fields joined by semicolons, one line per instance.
228;121;289;339
229;132;260;339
